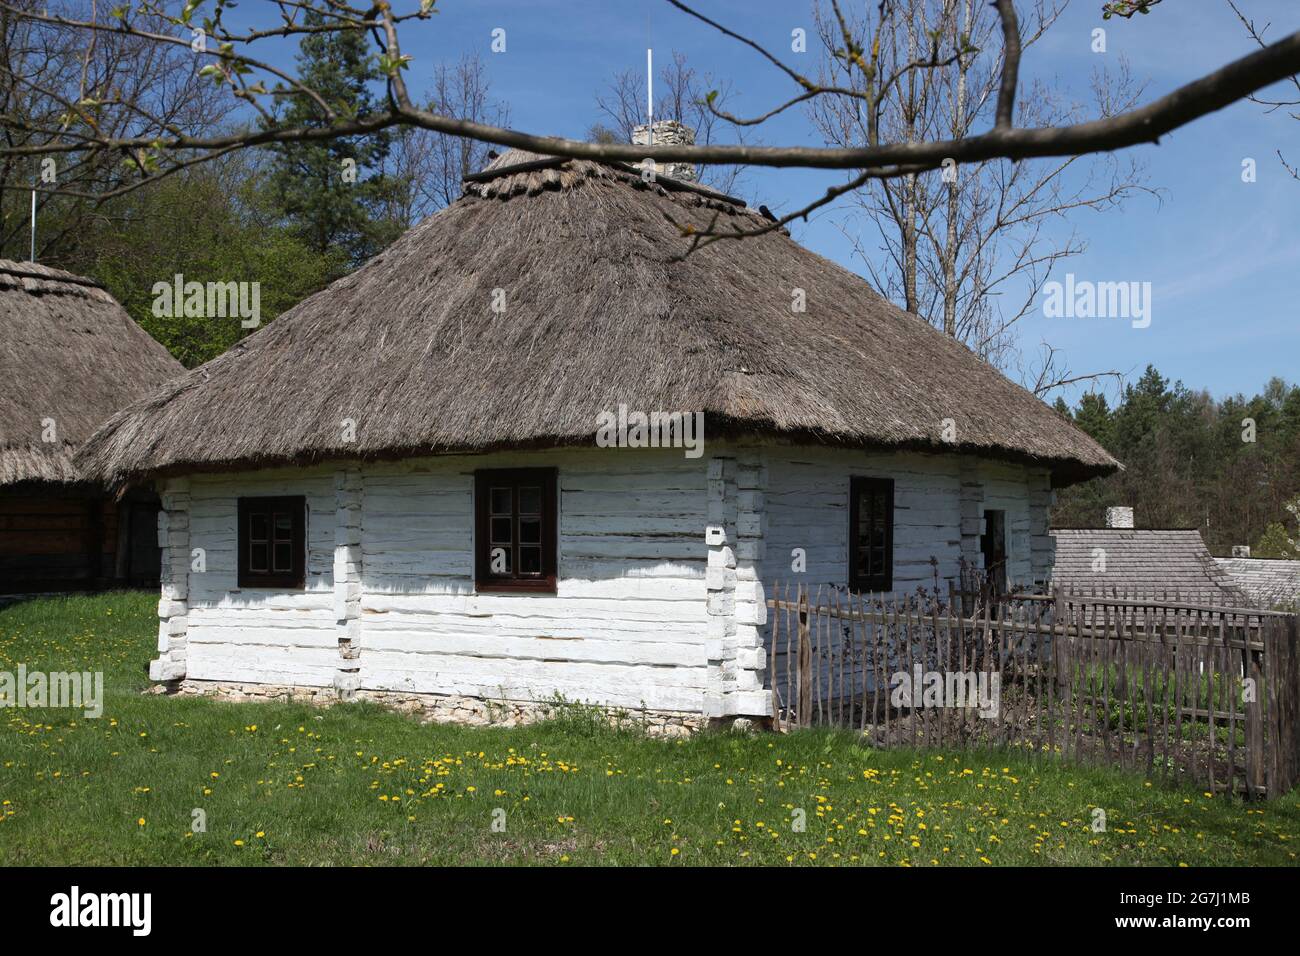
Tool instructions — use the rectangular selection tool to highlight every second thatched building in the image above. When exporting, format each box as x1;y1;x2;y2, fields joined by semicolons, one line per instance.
1;260;182;594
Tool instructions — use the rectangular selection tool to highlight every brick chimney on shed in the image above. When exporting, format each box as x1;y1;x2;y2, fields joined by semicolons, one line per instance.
1105;506;1134;529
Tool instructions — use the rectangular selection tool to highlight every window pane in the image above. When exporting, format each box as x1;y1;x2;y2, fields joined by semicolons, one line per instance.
239;497;305;589
249;542;269;572
518;486;542;514
490;487;512;514
474;470;555;590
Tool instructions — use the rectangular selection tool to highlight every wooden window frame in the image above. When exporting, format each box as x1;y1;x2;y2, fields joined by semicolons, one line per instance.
237;496;307;590
474;468;558;594
848;476;894;593
980;508;1009;596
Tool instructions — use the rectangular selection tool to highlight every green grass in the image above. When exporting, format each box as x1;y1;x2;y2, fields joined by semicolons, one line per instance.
1;591;1297;866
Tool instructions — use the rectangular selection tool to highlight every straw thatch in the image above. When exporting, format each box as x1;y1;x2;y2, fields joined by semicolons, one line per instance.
79;150;1119;486
0;260;182;486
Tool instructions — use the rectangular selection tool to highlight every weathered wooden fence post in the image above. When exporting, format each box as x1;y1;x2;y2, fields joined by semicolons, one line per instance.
1262;615;1300;798
797;588;811;728
1052;586;1067;694
1246;636;1265;798
1284;616;1300;796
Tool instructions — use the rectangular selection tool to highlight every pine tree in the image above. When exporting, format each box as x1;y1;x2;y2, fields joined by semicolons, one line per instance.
263;13;401;272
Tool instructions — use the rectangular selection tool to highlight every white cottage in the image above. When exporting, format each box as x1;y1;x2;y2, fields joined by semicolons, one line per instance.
80;146;1117;730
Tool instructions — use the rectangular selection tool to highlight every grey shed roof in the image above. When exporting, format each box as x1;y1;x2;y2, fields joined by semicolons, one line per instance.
1050;529;1251;606
1215;558;1300;610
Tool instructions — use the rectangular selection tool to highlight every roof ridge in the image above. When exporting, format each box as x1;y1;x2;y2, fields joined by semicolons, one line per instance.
0;259;103;289
461;148;751;211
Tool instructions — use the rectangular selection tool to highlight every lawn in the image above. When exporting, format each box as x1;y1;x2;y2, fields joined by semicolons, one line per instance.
1;592;1297;866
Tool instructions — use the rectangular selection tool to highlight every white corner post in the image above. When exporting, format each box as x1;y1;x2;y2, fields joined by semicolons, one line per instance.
958;459;984;574
1028;469;1055;588
149;477;190;682
333;468;363;699
704;452;771;720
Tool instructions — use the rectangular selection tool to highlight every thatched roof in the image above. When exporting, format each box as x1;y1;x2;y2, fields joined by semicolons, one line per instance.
0;260;182;486
79;150;1119;486
1051;529;1251;606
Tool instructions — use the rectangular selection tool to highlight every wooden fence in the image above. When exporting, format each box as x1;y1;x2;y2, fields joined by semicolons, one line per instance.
764;582;1300;798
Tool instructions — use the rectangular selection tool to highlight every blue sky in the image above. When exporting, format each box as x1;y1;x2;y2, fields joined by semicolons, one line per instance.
293;1;1300;403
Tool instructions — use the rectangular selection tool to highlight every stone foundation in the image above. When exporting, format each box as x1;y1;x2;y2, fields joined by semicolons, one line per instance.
170;679;709;737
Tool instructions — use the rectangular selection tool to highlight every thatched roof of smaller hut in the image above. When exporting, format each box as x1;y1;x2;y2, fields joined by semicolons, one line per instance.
78;150;1120;486
0;260;182;486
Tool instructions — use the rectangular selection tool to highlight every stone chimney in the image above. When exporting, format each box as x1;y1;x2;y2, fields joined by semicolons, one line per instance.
1105;506;1134;529
631;120;697;182
1232;545;1251;558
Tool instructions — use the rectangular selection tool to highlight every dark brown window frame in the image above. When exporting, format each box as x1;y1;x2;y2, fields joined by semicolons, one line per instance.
474;468;558;594
237;496;307;590
980;508;1009;596
848;476;894;593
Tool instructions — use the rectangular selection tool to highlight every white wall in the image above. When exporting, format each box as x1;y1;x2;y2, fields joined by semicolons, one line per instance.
185;466;338;686
761;447;1044;595
358;449;709;711
758;447;1047;711
764;447;959;596
978;459;1036;588
172;444;1049;716
179;449;711;712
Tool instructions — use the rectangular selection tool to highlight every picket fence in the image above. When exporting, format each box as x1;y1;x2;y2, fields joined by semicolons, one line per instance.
764;582;1300;798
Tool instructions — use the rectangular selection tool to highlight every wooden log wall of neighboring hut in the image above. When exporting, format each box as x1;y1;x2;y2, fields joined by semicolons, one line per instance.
0;488;163;593
0;492;115;592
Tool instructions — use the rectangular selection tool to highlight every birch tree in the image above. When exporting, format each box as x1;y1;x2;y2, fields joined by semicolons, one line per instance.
806;0;1150;391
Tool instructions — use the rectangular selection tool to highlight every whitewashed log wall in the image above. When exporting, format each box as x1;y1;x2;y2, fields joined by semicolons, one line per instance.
761;447;1051;702
357;450;709;712
762;447;1051;594
148;444;1053;720
184;468;339;687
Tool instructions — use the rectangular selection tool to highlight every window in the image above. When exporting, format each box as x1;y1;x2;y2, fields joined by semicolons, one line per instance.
980;509;1008;595
849;476;893;593
474;468;557;593
238;496;306;589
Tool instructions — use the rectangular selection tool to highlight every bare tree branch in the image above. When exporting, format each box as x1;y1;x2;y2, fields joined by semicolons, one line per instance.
993;0;1021;128
0;0;1294;205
